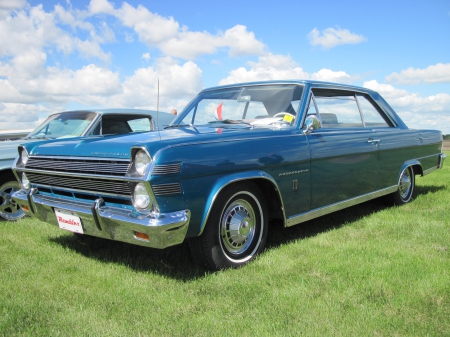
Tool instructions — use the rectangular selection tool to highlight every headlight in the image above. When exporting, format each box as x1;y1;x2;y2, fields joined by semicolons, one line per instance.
21;148;29;165
135;150;151;175
21;173;30;190
133;183;151;209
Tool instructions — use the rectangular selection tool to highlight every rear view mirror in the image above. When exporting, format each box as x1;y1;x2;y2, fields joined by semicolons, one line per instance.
303;115;321;134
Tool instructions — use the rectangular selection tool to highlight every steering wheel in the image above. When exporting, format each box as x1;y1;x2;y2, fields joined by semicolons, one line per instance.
273;112;295;119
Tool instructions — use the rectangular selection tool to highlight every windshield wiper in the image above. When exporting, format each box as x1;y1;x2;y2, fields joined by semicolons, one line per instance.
25;135;52;140
208;119;250;125
164;124;192;129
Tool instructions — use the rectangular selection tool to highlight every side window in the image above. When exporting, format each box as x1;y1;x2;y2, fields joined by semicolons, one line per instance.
315;96;363;128
306;96;318;116
127;118;152;132
356;95;389;127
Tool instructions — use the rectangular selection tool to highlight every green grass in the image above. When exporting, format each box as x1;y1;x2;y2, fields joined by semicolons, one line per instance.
1;152;449;336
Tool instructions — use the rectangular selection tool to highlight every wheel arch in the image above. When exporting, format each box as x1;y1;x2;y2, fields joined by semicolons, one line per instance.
398;160;422;182
197;170;285;236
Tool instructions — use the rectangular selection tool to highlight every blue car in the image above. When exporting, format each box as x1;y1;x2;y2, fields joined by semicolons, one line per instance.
12;81;446;270
0;109;174;221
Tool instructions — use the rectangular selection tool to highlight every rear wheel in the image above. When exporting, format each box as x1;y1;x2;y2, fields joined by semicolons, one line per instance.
0;180;25;221
391;166;415;205
189;182;268;270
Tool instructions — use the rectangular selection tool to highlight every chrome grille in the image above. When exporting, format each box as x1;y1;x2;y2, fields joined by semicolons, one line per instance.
152;183;182;196
25;157;130;176
27;172;131;196
152;163;181;175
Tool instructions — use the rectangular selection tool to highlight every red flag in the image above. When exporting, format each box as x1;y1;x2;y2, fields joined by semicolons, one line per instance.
216;102;223;120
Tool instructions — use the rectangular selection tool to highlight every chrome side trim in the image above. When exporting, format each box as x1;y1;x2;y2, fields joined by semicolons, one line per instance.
152;183;182;196
286;186;397;227
152;163;182;175
422;166;437;176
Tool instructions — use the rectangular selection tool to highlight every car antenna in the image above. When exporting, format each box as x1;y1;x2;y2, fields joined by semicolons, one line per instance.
156;78;160;130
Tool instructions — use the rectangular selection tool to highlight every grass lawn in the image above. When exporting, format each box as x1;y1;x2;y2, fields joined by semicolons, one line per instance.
1;151;449;336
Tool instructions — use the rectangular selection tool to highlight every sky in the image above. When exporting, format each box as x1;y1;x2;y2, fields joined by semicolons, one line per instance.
0;0;449;134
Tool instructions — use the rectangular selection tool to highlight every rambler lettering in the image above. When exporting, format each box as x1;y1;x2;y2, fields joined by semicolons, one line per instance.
57;216;81;227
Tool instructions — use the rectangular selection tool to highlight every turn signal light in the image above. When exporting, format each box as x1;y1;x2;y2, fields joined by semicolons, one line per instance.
134;231;150;241
22;206;30;212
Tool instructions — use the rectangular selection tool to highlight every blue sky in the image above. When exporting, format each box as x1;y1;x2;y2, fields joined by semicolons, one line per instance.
1;0;449;134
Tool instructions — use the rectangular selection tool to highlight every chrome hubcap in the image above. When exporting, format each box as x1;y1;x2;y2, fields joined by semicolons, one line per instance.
0;182;24;220
221;199;256;255
399;169;412;200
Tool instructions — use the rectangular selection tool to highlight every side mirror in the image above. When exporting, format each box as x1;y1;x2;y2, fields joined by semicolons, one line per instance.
303;115;321;134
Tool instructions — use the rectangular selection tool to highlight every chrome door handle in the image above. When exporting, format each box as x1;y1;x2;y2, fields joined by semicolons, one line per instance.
367;139;380;144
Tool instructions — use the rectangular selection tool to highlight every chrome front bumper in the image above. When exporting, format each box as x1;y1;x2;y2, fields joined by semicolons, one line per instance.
13;188;190;249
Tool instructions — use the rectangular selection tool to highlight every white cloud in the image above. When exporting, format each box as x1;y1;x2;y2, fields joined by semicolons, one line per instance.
219;55;356;86
89;2;265;59
142;53;151;60
0;0;27;18
0;3;111;61
114;57;203;109
386;63;450;85
0;102;49;131
307;27;366;49
219;53;309;85
364;80;450;134
310;69;354;84
0;62;121;105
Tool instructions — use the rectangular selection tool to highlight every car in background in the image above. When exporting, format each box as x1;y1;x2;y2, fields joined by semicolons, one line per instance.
0;109;174;221
0;130;33;141
11;81;446;270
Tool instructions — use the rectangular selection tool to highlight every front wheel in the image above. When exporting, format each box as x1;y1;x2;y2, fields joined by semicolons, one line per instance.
0;180;25;221
391;167;415;205
189;182;268;270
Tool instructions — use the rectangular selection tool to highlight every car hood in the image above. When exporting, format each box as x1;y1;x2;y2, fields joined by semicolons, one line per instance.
23;125;285;160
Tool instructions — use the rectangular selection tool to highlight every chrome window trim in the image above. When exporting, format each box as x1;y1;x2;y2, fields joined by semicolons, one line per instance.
81;113;102;136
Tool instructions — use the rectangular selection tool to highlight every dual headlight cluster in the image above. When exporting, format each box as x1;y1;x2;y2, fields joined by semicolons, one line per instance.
19;148;30;190
132;149;152;212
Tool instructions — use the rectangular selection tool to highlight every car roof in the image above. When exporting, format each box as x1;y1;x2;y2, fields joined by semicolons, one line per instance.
46;108;160;117
200;80;376;94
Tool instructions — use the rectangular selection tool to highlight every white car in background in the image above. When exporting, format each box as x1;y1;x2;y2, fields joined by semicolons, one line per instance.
0;109;174;221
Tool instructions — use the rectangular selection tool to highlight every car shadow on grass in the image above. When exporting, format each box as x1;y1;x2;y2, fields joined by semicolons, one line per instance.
265;184;446;249
49;184;445;280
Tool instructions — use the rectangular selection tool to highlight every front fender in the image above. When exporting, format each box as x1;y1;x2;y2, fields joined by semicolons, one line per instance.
197;170;283;236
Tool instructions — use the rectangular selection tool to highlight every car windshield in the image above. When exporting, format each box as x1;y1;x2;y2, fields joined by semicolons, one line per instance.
175;84;304;127
26;111;97;139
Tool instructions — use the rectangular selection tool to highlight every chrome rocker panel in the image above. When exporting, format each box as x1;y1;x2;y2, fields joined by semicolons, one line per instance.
13;188;190;249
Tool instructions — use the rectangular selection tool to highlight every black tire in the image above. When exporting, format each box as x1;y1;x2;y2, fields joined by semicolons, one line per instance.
189;182;268;270
391;166;415;205
0;180;25;221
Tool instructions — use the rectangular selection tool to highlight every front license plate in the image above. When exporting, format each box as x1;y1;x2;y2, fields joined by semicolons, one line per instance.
55;209;84;234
